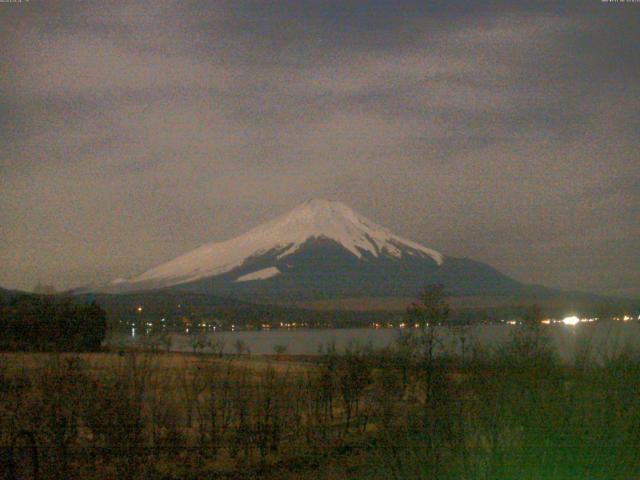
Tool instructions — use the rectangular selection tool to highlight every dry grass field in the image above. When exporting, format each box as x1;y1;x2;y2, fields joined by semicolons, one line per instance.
0;351;311;375
1;329;640;479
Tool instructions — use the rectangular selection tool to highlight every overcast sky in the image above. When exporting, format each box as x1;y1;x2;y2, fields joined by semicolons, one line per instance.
1;0;638;296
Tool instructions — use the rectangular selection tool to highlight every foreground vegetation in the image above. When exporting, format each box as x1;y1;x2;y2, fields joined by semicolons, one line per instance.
0;295;106;352
0;318;639;479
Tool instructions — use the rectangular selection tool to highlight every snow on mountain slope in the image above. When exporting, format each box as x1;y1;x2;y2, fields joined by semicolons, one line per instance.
235;267;281;282
118;199;443;289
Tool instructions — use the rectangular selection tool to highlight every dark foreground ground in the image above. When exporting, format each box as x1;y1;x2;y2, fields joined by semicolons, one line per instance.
1;329;639;479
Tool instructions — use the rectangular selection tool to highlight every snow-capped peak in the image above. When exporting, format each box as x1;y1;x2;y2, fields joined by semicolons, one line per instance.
118;199;443;289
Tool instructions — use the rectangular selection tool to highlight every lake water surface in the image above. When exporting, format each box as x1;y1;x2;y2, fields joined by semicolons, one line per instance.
115;322;640;363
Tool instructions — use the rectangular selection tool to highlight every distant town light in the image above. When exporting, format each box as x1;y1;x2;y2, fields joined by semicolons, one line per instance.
562;315;580;326
137;306;143;312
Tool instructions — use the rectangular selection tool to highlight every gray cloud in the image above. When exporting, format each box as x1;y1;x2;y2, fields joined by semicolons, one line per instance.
1;0;638;297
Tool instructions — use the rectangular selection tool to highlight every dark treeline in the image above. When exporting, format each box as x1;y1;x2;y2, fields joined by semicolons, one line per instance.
87;291;405;332
0;295;107;352
82;290;639;333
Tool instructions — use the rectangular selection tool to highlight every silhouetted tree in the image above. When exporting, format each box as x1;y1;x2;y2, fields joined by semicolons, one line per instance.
407;284;450;364
408;284;450;328
0;295;106;351
407;284;452;444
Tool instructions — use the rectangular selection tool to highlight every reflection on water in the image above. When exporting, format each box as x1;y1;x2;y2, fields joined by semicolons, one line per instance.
111;322;640;362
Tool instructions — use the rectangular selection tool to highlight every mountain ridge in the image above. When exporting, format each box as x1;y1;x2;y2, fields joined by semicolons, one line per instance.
109;199;446;294
101;199;578;301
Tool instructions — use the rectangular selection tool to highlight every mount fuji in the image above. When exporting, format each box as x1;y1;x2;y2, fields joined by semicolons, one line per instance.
106;199;531;299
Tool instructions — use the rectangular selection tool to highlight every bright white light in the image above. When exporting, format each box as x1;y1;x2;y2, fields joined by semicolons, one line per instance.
562;316;580;326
